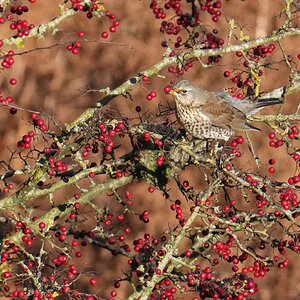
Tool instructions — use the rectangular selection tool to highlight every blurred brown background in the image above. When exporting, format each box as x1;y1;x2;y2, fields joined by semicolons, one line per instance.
1;0;300;299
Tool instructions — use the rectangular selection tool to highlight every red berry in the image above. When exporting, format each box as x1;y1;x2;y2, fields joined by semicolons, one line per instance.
268;167;275;174
236;136;244;144
10;107;17;114
148;186;155;193
224;71;230;77
268;132;276;139
164;86;171;93
293;153;300;161
150;91;156;98
75;251;82;258
142;75;149;82
109;26;116;33
101;32;108;38
111;291;117;297
105;146;112;153
10;78;17;85
269;159;275;165
39;222;46;229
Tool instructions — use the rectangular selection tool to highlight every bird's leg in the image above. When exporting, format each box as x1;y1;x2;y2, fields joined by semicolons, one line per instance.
209;140;224;160
215;140;225;153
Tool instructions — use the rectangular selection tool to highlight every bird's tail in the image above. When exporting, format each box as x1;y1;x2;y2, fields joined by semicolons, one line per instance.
246;97;283;116
256;98;283;108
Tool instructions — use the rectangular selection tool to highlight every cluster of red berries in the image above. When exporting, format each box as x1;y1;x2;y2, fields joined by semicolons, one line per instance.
280;187;298;210
1;246;19;265
17;130;35;149
2;182;13;193
150;278;177;299
232;73;250;89
66;41;81;55
255;194;268;209
151;0;223;46
101;212;114;227
81;142;99;157
160;20;180;35
1;287;27;299
170;199;186;226
204;31;224;49
268;132;284;148
52;254;69;268
200;0;222;22
146;91;157;101
124;190;133;206
244;174;257;187
71;0;101;18
250;44;276;59
285;238;300;252
211;237;235;261
47;157;69;177
101;13;120;39
142;131;164;148
150;0;167;19
9;19;35;37
1;50;15;69
94;121;126;155
132;234;157;253
222;44;276;94
12;221;36;247
226;87;244;99
221;199;236;215
288;124;299;139
267;158;276;174
178;264;260;300
139;210;150;223
0;95;13;104
277;257;291;269
10;5;29;15
31;113;48;132
230;135;244;158
128;234;166;276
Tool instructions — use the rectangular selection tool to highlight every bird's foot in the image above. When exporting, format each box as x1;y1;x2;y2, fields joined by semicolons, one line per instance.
209;141;223;159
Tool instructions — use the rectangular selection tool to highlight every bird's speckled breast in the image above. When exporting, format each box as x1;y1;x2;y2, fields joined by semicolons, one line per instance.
175;103;233;140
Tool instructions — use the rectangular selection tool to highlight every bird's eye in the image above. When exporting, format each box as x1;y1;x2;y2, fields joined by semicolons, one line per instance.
181;89;187;95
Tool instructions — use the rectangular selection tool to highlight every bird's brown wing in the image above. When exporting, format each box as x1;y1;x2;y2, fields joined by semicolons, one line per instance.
201;94;250;130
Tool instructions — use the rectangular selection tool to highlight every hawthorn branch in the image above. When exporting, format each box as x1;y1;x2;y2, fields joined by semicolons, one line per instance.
9;175;134;246
2;2;105;46
0;154;132;211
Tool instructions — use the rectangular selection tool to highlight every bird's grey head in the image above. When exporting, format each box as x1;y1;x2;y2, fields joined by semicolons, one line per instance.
168;80;207;106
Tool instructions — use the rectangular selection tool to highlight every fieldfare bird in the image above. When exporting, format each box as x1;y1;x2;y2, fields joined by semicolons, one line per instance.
168;80;283;141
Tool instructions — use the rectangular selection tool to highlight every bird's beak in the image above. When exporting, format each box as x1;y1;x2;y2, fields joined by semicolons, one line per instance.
168;86;180;96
